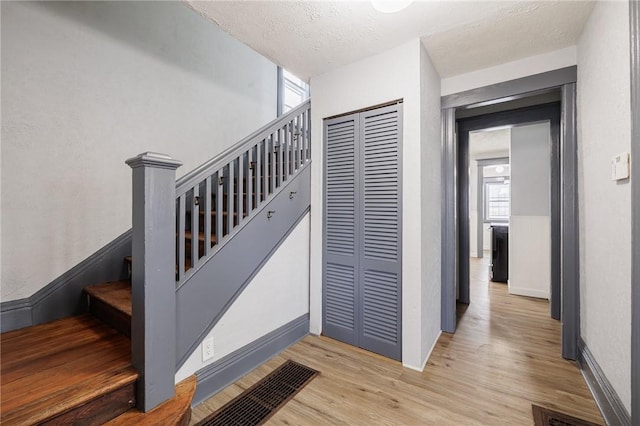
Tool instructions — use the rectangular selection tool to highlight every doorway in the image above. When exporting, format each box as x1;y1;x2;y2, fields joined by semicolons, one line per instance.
457;103;561;318
440;66;579;360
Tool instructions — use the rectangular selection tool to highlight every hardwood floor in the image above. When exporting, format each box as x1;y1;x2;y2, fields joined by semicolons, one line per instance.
191;254;603;425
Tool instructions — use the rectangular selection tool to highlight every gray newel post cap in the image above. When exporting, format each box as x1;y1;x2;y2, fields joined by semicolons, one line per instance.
125;152;183;170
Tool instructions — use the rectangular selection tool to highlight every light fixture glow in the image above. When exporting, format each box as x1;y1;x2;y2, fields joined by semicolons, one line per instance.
495;165;505;173
371;0;414;13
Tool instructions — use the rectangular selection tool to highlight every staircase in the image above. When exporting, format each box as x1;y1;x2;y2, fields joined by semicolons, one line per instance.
0;100;311;424
0;281;196;425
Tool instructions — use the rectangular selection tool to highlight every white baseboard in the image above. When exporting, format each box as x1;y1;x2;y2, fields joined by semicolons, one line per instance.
404;331;442;372
508;286;549;299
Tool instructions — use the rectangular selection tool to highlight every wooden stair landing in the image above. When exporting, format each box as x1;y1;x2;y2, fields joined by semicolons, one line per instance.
0;314;137;425
106;375;196;426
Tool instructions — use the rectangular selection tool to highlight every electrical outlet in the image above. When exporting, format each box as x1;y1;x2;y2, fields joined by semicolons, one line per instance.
202;337;214;362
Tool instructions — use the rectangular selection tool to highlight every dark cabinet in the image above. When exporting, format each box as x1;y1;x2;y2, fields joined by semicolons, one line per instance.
491;225;509;283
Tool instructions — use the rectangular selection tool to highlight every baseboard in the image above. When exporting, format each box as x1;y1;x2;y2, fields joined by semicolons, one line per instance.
507;283;549;300
192;313;309;407
421;331;442;371
0;299;32;332
1;230;131;332
578;338;631;426
404;331;442;372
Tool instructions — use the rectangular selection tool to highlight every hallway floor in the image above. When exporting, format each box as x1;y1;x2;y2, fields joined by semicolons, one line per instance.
191;254;603;425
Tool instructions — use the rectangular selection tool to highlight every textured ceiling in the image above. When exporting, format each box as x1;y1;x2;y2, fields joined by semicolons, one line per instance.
469;128;510;159
186;1;594;81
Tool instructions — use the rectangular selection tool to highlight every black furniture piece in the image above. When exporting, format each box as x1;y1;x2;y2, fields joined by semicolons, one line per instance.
491;225;509;283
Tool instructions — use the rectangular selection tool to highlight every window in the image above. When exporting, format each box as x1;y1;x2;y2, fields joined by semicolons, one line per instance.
278;68;309;115
484;178;510;221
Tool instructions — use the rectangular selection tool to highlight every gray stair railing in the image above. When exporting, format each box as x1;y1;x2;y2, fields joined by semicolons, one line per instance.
127;99;310;412
175;100;311;285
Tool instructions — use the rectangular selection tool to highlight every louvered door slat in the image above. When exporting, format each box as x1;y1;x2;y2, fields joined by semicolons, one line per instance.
358;104;402;361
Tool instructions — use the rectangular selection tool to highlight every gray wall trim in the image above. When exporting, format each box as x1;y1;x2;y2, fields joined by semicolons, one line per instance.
477;165;484;258
561;84;579;360
549;108;562;322
630;1;640;424
457;124;471;304
441;66;577;110
176;164;311;369
1;229;132;333
441;108;457;333
0;299;32;332
192;313;309;407
578;338;631;426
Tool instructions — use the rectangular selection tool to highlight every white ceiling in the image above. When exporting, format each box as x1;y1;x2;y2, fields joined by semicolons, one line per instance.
469;128;510;160
186;0;594;81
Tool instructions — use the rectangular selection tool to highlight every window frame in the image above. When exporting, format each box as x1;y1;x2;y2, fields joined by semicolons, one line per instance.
483;176;510;223
277;66;309;116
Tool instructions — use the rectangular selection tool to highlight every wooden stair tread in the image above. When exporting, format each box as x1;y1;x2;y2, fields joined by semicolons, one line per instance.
1;314;137;425
105;375;196;426
85;280;132;317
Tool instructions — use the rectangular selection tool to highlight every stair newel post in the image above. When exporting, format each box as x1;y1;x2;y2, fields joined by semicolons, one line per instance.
125;152;182;412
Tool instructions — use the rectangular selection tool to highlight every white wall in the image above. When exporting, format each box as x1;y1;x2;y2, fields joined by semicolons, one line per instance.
470;160;479;258
441;46;577;96
176;214;310;383
509;122;551;299
1;2;277;300
420;42;442;366
577;1;631;413
483;224;492;251
309;39;442;370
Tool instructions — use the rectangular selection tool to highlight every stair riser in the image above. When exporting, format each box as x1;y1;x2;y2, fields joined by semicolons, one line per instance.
40;382;135;426
88;296;131;338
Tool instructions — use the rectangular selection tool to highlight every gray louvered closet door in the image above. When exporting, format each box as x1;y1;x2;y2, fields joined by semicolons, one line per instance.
323;103;402;361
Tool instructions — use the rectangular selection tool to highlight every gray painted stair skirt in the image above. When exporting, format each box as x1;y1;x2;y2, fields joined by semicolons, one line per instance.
176;165;311;367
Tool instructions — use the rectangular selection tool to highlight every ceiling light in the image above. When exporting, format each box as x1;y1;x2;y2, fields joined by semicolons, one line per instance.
371;0;414;13
495;166;504;173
